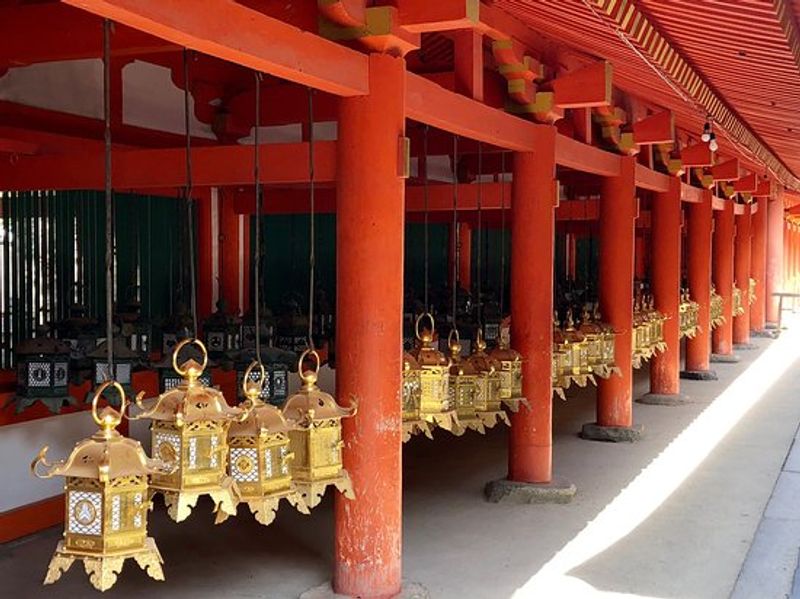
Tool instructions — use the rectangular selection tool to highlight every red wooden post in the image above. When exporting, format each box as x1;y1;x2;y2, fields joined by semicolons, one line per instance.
766;194;784;326
646;176;682;397
712;199;735;356
458;222;472;292
733;204;752;345
508;128;556;482
750;196;767;331
683;190;715;378
585;156;641;440
334;53;404;598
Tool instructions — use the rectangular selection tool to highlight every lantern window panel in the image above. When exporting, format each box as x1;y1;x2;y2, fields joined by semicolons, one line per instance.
230;447;259;483
68;490;102;536
28;362;51;387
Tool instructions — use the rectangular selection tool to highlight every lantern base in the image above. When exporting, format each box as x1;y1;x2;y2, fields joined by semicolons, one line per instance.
420;410;464;436
636;392;690;407
580;422;643;443
484;477;577;505
591;365;622;380
12;394;76;414
300;580;429;599
552;387;566;400
157;477;240;523
295;471;354;510
402;420;434;443
216;488;309;526
711;353;741;363
44;537;164;592
679;369;719;381
501;397;530;412
570;373;596;387
457;415;487;434
476;410;510;429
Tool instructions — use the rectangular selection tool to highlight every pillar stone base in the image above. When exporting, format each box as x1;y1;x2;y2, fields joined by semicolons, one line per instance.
484;477;576;504
752;329;779;339
711;353;741;364
765;322;779;330
301;582;429;599
733;342;758;350
680;369;719;381
636;393;689;406
580;423;643;443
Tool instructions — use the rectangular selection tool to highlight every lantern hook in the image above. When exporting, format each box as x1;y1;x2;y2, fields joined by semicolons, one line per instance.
172;338;209;385
298;348;321;390
414;312;436;342
91;380;126;436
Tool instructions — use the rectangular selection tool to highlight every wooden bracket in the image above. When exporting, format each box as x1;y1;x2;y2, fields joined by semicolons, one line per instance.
550;61;612;108
692;167;714;190
319;6;420;56
505;92;564;124
733;172;758;193
632;111;674;145
711;158;740;181
680;142;713;167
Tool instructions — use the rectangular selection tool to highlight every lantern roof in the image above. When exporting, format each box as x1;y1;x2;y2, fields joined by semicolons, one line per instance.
403;351;421;372
448;336;478;376
229;402;294;437
16;337;71;356
466;331;501;374
87;338;139;360
137;376;244;424
282;350;355;423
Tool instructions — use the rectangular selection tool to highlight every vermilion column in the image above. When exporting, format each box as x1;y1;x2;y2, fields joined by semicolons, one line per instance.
635;232;646;281
683;190;715;378
733;204;752;345
751;196;767;331
766;195;784;325
645;176;682;398
334;53;404;598
458;222;472;292
712;199;735;356
585;156;640;440
508;127;556;482
195;188;215;321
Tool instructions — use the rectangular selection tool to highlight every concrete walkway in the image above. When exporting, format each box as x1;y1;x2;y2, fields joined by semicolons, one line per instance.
2;319;799;598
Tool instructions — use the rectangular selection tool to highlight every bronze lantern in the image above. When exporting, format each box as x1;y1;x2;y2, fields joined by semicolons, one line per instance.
710;285;725;330
32;381;172;591
281;349;356;510
466;330;511;428
401;351;434;442
679;290;700;339
733;285;745;317
407;313;461;434
447;330;485;434
488;326;527;412
552;315;575;394
13;336;73;413
749;277;757;306
219;361;308;525
632;299;652;369
133;339;246;522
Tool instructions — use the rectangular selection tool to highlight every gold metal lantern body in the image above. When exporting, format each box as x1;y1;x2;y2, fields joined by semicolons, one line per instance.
488;336;527;412
644;297;668;356
281;349;356;509
134;340;245;523
465;331;511;429
710;286;725;330
679;291;701;339
407;313;461;434
749;277;757;306
221;362;308;525
555;312;593;388
447;331;485;434
578;306;621;380
401;352;434;442
552;319;575;394
733;285;745;317
32;382;172;592
632;300;652;369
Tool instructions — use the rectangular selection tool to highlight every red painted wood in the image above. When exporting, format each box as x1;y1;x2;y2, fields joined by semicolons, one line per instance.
713;199;736;355
750;196;768;330
508;127;556;483
766;196;784;324
685;190;714;372
734;205;753;344
333;54;404;597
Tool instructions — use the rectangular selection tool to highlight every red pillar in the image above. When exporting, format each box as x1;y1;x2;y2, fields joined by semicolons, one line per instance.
733;204;752;345
634;232;647;281
219;191;249;315
195;188;214;321
458;222;472;292
648;177;682;396
334;53;404;598
508;127;556;482
766;194;784;325
712;199;735;355
750;196;767;331
684;190;714;374
594;156;638;430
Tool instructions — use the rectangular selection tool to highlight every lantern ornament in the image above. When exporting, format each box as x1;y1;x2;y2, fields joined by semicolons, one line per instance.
219;361;308;525
406;313;461;435
152;343;213;393
578;306;621;380
488;323;528;412
233;347;293;407
679;290;701;339
644;296;668;356
133;339;245;522
710;285;725;330
632;299;652;369
281;349;356;509
401;351;434;442
748;277;757;306
733;285;745;317
447;330;486;434
552;315;575;395
86;339;139;403
32;381;173;592
466;330;511;428
14;336;73;413
554;311;594;387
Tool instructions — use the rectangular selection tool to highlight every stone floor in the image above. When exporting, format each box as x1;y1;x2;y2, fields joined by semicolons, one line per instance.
3;317;800;598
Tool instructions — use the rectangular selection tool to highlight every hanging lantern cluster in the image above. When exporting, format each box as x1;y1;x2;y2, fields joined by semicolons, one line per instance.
233;346;294;407
117;286;154;359
632;295;668;369
202;300;241;365
748;277;757;306
13;335;73;413
132;339;245;522
488;321;528;412
679;289;701;338
552;310;593;391
710;285;725;330
32;381;173;591
733;284;746;316
578;305;621;380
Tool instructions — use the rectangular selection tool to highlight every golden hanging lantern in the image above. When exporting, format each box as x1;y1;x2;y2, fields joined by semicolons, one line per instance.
281;348;356;509
710;285;725;330
406;313;461;434
219;361;308;525
32;381;173;592
487;326;527;412
401;351;434;442
632;298;652;369
679;290;701;338
552;315;574;394
551;346;567;400
644;295;668;355
733;285;745;316
578;305;620;380
557;310;594;387
465;329;511;428
749;277;757;306
132;339;245;522
447;330;486;433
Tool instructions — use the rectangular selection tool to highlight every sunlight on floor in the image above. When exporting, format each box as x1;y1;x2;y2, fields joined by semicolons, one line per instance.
513;317;800;599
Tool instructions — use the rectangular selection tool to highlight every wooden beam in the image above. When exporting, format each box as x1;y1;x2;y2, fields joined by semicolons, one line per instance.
550;61;613;108
453;29;484;101
632;111;674;145
555;134;620;177
712;195;726;211
681;182;704;203
62;0;369;96
711;158;740;181
0;141;335;190
635;163;671;192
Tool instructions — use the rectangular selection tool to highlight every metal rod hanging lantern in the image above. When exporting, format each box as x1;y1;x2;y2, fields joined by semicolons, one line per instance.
487;325;527;411
32;381;173;591
446;329;485;433
132;339;245;522
220;361;308;525
281;349;356;510
710;285;725;330
13;336;73;413
401;350;434;442
466;329;511;428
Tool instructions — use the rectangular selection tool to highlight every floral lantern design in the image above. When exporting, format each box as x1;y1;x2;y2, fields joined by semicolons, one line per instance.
14;336;73;413
733;285;745;317
281;349;356;509
31;381;173;591
132;339;246;522
219;361;308;526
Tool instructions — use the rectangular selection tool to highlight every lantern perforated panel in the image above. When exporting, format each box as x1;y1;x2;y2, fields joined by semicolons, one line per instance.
68;490;102;536
230;448;259;483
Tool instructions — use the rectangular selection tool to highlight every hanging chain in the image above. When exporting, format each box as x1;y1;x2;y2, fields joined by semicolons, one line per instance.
183;49;198;338
499;152;506;317
476;142;483;328
307;88;316;349
451;135;458;326
423;125;430;313
103;19;114;373
253;71;263;364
